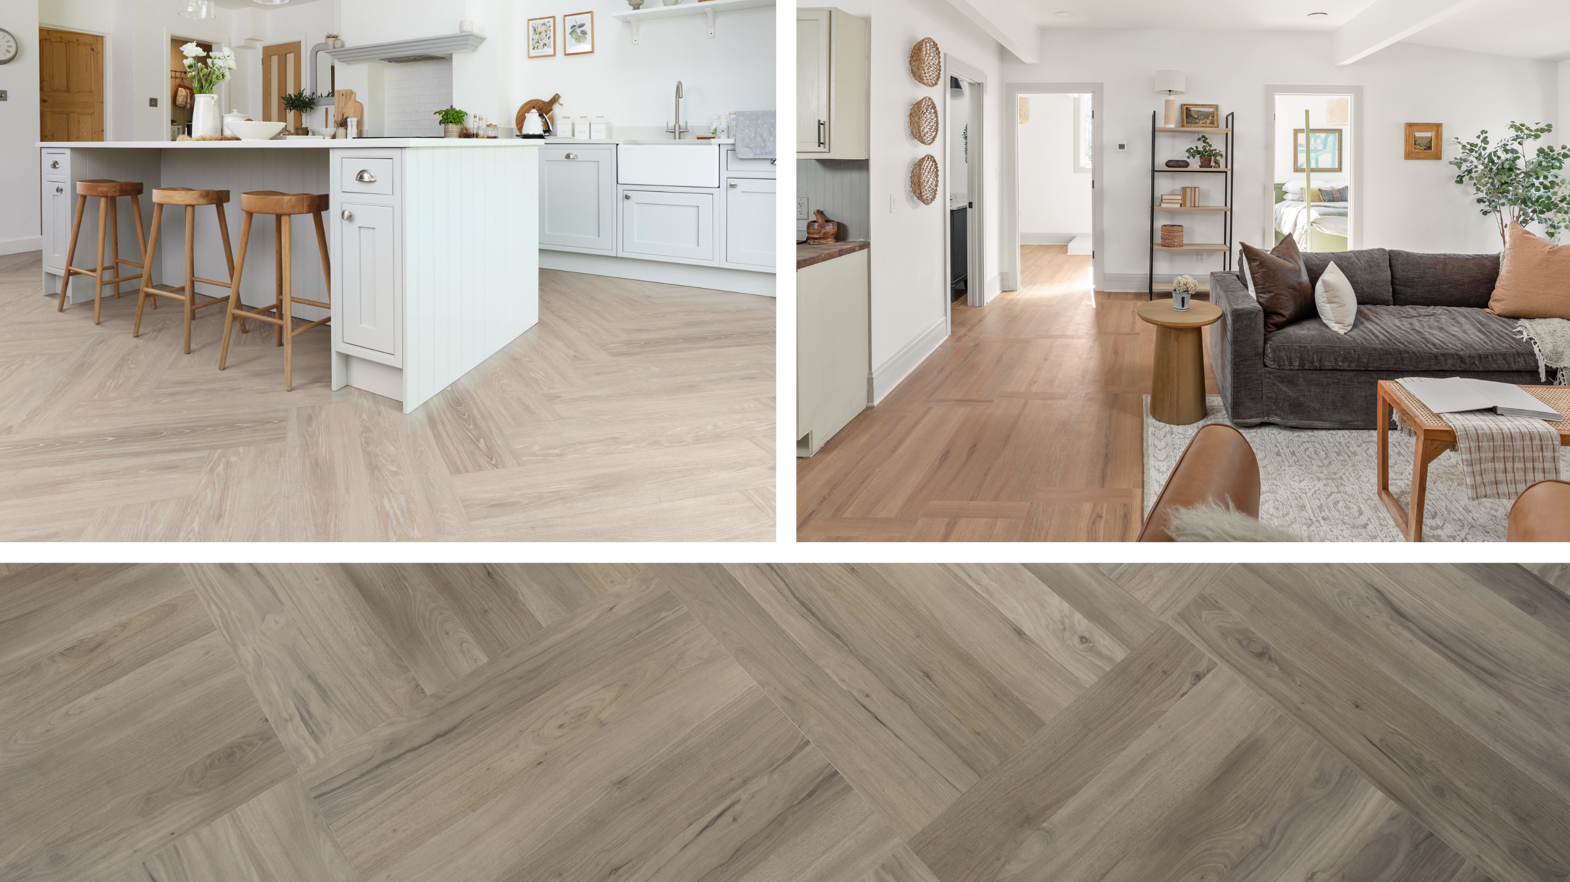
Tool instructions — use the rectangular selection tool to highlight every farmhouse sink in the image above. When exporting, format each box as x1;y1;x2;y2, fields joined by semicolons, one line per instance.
618;142;719;188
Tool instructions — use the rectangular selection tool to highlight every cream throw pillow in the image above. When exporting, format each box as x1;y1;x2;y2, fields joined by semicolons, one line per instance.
1486;222;1570;319
1314;261;1357;334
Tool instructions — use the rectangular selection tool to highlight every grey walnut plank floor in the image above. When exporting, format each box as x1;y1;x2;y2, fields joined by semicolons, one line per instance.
4;562;1556;882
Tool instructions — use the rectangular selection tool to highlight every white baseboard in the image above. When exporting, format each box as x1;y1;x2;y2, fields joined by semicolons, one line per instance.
0;238;42;257
540;250;777;297
870;316;947;405
1019;233;1078;245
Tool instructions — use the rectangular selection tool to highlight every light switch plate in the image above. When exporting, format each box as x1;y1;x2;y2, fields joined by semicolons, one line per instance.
796;197;809;220
150;97;158;107
1116;141;1128;153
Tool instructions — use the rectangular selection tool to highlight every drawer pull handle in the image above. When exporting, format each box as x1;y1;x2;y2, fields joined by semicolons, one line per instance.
565;152;579;160
355;169;378;184
341;210;355;222
50;160;60;169
818;120;826;149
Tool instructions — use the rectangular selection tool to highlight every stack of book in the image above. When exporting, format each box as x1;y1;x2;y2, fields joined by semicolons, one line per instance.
1159;193;1183;208
1182;186;1201;207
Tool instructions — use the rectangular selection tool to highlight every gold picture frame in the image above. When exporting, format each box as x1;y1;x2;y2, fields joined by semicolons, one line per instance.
563;11;594;56
1293;128;1344;173
1180;103;1219;128
1405;123;1442;160
526;16;555;58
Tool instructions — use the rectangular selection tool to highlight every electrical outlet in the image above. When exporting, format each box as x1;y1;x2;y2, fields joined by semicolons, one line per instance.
150;98;158;108
0;91;7;102
796;197;809;221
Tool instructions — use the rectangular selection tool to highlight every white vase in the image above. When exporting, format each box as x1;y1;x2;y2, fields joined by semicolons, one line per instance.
192;94;221;139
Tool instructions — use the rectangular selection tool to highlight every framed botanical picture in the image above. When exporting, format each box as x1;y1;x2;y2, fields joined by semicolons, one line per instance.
1293;128;1344;173
527;16;555;58
1405;123;1443;160
563;11;594;56
1180;103;1219;128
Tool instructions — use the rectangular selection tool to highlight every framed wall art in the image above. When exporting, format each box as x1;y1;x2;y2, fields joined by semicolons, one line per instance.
527;16;555;58
1180;103;1219;128
1405;123;1442;160
563;12;594;56
1294;128;1344;173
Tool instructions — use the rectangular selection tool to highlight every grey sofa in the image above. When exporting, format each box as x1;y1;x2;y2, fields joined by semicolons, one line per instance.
1210;247;1538;429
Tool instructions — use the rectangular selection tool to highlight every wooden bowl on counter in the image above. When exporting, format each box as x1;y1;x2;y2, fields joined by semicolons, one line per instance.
805;210;839;244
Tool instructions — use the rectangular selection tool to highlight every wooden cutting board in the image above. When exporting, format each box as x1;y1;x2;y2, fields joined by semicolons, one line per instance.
516;94;562;134
334;89;363;129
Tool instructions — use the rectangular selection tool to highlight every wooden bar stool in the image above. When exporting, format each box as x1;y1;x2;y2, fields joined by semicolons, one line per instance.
56;179;149;324
135;188;237;355
220;191;332;391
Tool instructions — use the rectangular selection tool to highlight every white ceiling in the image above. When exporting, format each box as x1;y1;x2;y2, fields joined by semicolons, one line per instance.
209;0;328;9
1401;0;1570;61
1021;0;1380;31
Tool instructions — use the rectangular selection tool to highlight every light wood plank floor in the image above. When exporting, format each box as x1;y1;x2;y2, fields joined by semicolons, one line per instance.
797;245;1216;542
7;562;1560;882
0;252;774;541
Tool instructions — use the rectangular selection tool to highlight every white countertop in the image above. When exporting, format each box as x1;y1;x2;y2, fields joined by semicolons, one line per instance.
38;138;540;149
546;137;737;146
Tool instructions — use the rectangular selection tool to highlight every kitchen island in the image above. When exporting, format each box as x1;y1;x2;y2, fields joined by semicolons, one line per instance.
37;139;539;413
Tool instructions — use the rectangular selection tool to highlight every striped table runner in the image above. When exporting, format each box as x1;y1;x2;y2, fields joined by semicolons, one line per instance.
1395;396;1561;500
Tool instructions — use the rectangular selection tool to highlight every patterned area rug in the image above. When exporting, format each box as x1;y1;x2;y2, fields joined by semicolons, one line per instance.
1143;396;1569;542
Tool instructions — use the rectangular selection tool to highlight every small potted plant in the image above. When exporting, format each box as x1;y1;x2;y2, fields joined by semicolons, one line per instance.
435;106;468;139
1172;275;1198;311
1186;135;1224;169
280;89;325;136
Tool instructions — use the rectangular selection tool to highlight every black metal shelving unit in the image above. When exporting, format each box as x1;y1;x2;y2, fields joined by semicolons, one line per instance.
1148;110;1235;300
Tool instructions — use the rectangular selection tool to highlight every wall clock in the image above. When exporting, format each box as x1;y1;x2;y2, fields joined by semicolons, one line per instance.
0;29;18;65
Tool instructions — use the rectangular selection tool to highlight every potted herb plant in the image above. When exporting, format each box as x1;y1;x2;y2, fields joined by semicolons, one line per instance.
1452;122;1570;246
280;89;325;136
435;106;468;139
180;42;237;139
1186;135;1224;169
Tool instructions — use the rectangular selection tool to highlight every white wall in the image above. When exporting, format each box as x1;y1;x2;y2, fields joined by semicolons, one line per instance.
1017;92;1091;241
0;1;42;254
1272;94;1351;188
1003;31;1559;288
228;2;341;128
948;80;969;205
1560;59;1569;148
828;0;1003;395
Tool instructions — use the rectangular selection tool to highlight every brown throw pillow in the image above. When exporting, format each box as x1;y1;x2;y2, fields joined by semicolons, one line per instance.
1241;237;1313;333
1486;222;1570;319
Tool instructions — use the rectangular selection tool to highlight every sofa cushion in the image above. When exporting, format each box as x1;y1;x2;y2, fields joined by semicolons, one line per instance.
1263;305;1537;372
1390;249;1500;308
1301;248;1392;305
1486;222;1570;319
1241;237;1313;334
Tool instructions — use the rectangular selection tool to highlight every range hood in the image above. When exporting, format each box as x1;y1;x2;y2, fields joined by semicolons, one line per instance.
327;33;486;64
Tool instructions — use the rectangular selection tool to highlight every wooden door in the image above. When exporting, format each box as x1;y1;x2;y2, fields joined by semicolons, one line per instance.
261;42;303;130
39;29;104;142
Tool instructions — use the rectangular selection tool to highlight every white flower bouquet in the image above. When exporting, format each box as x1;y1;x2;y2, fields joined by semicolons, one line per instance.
1172;275;1199;295
182;42;236;94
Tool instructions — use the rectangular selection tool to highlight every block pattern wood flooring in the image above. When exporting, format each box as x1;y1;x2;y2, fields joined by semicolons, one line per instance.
0;253;774;541
5;563;1558;882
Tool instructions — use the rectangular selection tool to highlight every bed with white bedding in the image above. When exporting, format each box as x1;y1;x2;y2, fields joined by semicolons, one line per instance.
1274;200;1349;244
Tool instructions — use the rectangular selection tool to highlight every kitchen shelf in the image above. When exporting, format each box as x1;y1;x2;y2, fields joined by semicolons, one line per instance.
1153;243;1229;252
613;0;775;45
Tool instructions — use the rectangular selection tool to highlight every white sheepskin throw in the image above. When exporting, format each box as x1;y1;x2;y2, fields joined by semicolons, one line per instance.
1515;317;1570;384
1165;503;1304;542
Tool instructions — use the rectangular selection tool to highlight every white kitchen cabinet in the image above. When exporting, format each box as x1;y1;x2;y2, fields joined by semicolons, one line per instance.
619;188;716;263
724;178;775;270
798;247;869;456
797;8;868;160
338;201;400;359
43;177;71;273
540;144;616;254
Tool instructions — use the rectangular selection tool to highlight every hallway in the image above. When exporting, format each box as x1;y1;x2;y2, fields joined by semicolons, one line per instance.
798;245;1218;542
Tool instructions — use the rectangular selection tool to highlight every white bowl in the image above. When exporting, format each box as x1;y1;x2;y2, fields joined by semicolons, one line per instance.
228;120;286;140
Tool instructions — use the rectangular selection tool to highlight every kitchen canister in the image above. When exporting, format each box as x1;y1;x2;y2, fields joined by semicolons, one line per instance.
590;117;609;139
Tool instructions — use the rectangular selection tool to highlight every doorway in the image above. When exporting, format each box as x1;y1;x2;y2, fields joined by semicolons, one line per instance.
39;28;104;142
262;41;304;130
1002;82;1104;295
944;55;986;327
1265;86;1362;252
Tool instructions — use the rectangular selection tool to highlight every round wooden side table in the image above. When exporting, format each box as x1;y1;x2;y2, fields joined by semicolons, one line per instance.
1135;298;1223;425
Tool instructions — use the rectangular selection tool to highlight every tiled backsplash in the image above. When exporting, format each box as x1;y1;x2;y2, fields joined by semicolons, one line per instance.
381;58;454;138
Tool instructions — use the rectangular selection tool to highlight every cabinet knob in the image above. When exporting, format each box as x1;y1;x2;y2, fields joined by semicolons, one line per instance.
624;193;632;200
55;186;64;194
565;152;579;160
50;160;60;169
341;210;354;222
354;169;377;184
729;182;738;188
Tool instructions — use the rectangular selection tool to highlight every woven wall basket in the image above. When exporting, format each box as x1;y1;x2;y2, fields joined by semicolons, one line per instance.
910;38;941;87
909;97;938;145
911;154;939;205
1160;224;1185;248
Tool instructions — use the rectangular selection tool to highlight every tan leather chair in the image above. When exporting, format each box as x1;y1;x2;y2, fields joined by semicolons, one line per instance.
1138;424;1261;542
1507;479;1570;542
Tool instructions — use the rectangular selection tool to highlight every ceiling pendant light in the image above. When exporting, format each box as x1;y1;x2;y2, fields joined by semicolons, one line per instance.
179;0;216;19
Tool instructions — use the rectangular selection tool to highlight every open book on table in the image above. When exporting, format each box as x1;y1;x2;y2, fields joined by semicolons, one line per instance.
1397;378;1561;422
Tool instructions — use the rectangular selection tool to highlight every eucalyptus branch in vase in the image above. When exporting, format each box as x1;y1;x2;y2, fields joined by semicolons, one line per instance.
1451;122;1570;245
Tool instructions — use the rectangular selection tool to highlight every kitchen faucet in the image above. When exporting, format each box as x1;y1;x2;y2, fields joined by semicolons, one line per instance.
666;81;688;140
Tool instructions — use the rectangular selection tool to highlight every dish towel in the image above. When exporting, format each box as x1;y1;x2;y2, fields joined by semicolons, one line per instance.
734;110;776;160
1514;317;1570;384
1396;404;1560;500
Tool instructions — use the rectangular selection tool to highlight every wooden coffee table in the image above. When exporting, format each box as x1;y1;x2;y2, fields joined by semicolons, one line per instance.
1376;380;1570;542
1136;298;1223;425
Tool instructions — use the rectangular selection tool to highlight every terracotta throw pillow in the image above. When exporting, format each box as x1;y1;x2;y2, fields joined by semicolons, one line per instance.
1486;223;1570;319
1241;237;1313;333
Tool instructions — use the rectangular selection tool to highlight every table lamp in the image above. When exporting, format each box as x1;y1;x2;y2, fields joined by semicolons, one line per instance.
1154;70;1186;127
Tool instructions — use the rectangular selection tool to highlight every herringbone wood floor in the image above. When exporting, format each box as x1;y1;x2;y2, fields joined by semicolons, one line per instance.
5;562;1564;882
0;252;775;541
